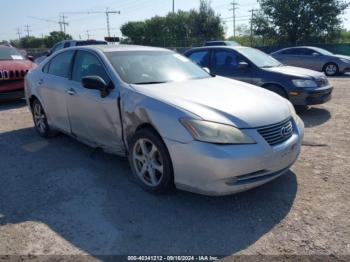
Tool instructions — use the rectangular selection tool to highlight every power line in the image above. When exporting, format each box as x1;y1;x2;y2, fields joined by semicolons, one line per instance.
249;9;258;46
24;24;31;37
229;1;238;37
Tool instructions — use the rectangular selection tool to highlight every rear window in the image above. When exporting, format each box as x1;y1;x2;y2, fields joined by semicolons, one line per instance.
76;41;108;46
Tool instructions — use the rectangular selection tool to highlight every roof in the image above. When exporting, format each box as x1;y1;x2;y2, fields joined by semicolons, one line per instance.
185;45;250;53
82;44;171;53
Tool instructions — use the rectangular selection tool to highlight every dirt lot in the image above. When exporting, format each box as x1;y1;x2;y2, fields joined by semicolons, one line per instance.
0;76;349;260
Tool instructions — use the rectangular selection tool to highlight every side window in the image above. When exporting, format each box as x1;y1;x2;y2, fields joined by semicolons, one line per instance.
212;50;241;74
42;62;50;73
300;48;316;56
72;51;110;84
63;42;71;48
48;51;74;78
51;43;64;54
282;49;300;55
188;51;209;68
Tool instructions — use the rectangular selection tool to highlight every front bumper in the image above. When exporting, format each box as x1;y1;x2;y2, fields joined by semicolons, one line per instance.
164;119;304;196
0;89;24;101
289;85;333;106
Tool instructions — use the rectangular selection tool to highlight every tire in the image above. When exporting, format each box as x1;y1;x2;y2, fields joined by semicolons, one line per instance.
323;63;339;76
263;84;287;99
31;99;54;138
128;127;174;193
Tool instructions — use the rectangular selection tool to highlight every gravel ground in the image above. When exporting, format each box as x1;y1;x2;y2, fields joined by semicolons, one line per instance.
0;76;349;260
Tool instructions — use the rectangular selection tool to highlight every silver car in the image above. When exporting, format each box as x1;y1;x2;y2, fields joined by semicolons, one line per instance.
271;46;350;76
25;45;304;196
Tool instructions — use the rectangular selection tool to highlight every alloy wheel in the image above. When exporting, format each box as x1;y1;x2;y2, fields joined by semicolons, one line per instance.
325;64;337;76
132;138;164;187
33;102;47;134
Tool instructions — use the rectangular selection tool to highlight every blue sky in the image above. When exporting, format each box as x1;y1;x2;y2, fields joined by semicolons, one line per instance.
1;0;349;41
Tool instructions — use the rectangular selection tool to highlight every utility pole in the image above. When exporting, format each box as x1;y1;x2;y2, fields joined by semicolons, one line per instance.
229;1;238;38
249;9;258;47
172;0;175;13
105;8;120;37
86;30;90;39
59;15;69;33
16;28;21;41
24;24;31;37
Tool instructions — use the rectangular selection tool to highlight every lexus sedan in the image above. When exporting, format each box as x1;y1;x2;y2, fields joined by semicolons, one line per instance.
25;45;304;196
185;46;333;106
271;46;350;76
0;45;36;101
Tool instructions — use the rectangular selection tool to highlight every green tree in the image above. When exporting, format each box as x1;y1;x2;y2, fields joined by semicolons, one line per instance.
120;0;224;47
44;31;73;48
254;0;349;45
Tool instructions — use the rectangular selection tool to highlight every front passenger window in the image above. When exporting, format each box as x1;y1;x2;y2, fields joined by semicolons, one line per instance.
72;51;110;84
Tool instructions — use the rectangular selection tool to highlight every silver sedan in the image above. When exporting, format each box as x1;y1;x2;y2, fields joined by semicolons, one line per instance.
271;46;350;76
25;45;304;196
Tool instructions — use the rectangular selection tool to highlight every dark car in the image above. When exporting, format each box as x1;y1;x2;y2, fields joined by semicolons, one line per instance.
0;45;36;101
204;40;240;47
271;46;350;76
35;39;108;64
184;46;333;106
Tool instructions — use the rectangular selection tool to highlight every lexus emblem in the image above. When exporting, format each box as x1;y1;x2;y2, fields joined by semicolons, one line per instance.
281;125;292;137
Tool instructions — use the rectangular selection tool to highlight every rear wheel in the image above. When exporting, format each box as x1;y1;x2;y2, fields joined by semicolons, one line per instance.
31;99;53;138
323;63;339;76
129;128;174;193
263;84;287;99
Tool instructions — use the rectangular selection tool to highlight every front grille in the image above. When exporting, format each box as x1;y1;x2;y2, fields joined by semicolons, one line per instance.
316;76;329;87
258;118;293;146
0;70;28;80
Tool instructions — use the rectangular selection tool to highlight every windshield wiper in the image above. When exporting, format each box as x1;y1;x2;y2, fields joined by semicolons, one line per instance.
131;81;168;85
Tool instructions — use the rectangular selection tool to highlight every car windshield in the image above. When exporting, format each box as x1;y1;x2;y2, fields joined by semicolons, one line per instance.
239;47;282;68
311;47;333;56
106;51;211;84
0;47;24;60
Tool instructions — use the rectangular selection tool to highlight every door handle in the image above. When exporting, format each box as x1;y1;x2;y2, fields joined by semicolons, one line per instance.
66;88;76;96
38;79;44;85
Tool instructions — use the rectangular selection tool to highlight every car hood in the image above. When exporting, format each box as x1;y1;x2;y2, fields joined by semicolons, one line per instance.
263;65;325;79
335;54;350;61
0;60;35;70
131;77;292;128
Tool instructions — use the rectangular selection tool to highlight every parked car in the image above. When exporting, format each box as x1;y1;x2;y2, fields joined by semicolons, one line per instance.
184;46;333;106
271;46;350;76
34;39;108;64
204;40;240;46
0;45;36;101
25;45;304;196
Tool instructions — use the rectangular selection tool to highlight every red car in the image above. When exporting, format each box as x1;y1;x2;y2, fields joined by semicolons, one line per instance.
0;45;36;101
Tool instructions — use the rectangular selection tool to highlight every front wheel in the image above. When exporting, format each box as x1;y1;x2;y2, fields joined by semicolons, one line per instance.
128;128;174;193
323;63;339;76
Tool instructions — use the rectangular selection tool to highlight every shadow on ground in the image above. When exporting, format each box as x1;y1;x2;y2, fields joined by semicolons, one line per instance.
0;127;298;256
0;99;26;112
297;107;331;128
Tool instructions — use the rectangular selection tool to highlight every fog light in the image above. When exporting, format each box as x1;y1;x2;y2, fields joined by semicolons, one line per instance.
289;92;300;96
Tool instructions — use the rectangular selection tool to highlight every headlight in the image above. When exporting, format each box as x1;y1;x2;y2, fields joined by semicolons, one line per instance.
292;79;317;88
180;118;256;144
340;58;350;64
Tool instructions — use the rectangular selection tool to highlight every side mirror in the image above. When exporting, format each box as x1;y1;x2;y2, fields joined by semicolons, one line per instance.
45;51;51;57
81;76;110;98
26;55;34;62
238;61;250;70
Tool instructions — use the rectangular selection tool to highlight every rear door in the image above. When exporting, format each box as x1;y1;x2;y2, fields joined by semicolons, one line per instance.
39;50;74;132
66;50;124;153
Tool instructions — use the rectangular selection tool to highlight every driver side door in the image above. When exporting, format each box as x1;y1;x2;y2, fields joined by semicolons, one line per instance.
66;50;124;154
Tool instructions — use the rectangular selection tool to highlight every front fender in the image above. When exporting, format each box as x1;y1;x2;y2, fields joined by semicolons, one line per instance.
121;88;196;151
